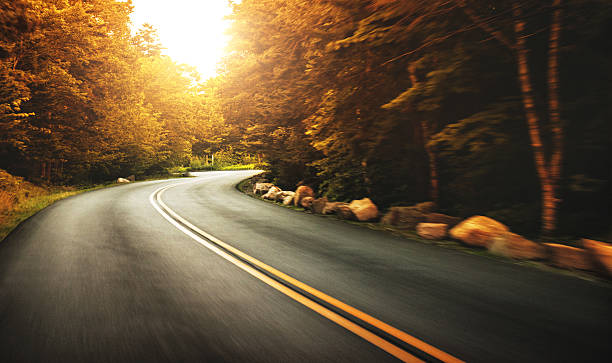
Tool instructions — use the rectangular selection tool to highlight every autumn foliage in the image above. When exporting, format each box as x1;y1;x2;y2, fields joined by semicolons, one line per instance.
219;0;611;237
0;0;224;183
1;1;610;238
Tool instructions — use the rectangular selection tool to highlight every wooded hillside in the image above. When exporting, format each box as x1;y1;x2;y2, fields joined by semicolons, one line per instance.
218;0;611;238
0;0;226;183
1;0;610;238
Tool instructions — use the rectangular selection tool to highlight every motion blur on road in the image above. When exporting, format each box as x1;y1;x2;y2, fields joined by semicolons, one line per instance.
0;171;609;362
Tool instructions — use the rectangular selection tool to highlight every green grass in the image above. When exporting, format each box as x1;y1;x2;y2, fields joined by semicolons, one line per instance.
220;163;260;171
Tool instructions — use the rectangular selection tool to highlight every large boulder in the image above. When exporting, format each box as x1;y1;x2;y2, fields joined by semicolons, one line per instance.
414;201;436;213
117;177;130;184
322;202;342;215
380;201;436;228
416;223;448;240
488;232;545;260
282;195;294;205
253;182;274;195
263;186;282;200
335;203;356;220
348;198;379;221
300;196;314;209
425;213;461;228
449;215;509;247
544;243;594;271
275;190;295;202
380;207;424;229
294;185;315;206
311;197;328;214
582;239;612;276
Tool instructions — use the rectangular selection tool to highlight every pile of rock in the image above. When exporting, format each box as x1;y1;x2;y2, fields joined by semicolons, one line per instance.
253;183;296;205
253;182;380;222
298;193;379;222
543;238;612;276
116;175;136;184
250;179;612;278
381;202;460;230
433;213;612;276
380;201;460;241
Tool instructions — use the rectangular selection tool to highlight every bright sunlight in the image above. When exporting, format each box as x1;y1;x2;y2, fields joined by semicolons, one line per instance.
130;0;233;79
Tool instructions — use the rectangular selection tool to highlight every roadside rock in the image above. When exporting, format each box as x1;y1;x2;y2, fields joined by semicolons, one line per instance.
294;185;315;207
311;197;328;214
416;223;448;240
381;201;436;228
300;196;314;209
414;201;436;213
582;238;612;276
449;215;509;247
488;232;545;260
322;202;342;215
276;190;295;202
253;182;274;195
117;177;130;184
544;243;594;271
335;203;356;220
425;213;461;228
381;207;425;229
348;198;379;221
282;195;294;205
263;186;282;200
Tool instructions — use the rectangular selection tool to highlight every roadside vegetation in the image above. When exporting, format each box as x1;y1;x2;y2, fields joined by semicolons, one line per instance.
0;168;186;242
169;152;268;174
219;0;611;241
238;173;612;284
1;1;609;244
1;169;83;241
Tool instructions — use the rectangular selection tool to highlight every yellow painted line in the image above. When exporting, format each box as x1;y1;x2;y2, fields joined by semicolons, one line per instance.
150;180;464;363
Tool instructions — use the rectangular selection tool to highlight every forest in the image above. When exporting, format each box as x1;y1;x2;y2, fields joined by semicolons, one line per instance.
1;0;611;239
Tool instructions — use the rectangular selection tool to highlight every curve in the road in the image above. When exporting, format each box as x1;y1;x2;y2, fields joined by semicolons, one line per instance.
150;179;464;363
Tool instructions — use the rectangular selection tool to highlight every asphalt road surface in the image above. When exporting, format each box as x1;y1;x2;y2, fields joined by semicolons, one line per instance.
0;171;610;362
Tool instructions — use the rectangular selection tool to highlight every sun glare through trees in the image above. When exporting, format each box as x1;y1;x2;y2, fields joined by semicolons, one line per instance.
129;0;234;80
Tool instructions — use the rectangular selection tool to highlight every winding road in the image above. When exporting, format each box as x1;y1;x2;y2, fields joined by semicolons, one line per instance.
0;171;610;362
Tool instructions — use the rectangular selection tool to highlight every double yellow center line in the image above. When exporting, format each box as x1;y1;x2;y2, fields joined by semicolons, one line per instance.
149;181;463;363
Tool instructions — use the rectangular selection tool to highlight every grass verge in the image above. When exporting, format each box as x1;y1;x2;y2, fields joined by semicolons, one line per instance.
1;187;85;241
0;173;184;243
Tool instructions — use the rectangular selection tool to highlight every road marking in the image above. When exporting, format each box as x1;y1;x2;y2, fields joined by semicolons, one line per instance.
149;179;464;363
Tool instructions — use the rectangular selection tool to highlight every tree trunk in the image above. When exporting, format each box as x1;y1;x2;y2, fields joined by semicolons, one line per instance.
421;121;439;202
41;161;46;179
463;1;564;237
547;0;563;234
513;2;562;237
408;62;439;203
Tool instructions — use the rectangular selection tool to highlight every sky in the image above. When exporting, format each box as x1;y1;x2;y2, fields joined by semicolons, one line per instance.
129;0;234;79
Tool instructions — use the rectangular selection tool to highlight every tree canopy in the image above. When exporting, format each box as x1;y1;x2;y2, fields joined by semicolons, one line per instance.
1;0;609;237
218;0;611;237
